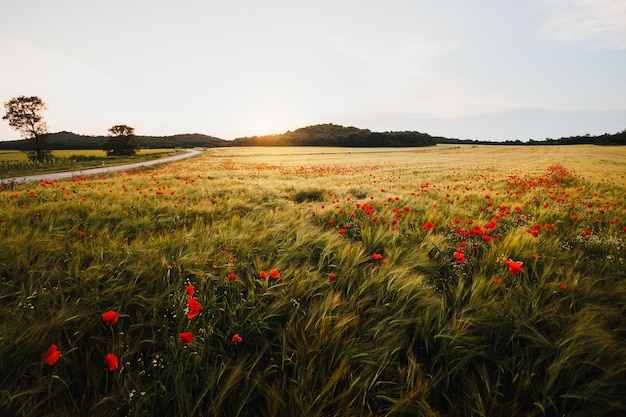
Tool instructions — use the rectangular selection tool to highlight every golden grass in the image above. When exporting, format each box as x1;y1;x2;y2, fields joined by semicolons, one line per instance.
0;144;624;417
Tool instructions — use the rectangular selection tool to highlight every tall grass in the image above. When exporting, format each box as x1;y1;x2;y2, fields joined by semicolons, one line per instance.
1;145;625;416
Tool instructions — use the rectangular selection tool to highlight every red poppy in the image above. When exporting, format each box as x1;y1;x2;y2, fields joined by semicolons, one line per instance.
43;344;61;365
185;285;195;297
328;273;336;280
231;333;243;343
228;272;236;280
259;270;268;279
422;221;435;230
179;332;194;343
270;269;281;279
101;310;119;326
453;250;466;263
484;220;496;229
371;253;383;260
492;278;501;285
104;353;119;371
78;230;85;237
505;259;524;274
560;283;567;290
187;299;202;319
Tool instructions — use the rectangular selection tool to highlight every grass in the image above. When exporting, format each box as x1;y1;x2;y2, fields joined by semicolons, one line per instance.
0;145;625;416
0;149;177;178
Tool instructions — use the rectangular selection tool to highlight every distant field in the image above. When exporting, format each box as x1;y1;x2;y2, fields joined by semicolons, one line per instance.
1;145;624;417
0;148;175;162
0;148;178;178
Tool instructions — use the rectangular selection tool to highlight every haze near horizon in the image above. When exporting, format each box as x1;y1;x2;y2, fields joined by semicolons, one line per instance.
1;0;625;142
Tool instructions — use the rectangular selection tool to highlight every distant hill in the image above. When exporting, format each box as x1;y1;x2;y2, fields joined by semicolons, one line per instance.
0;131;229;151
433;129;626;146
230;123;436;147
0;125;623;150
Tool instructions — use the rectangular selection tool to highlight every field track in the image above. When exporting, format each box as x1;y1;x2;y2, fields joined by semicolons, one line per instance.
0;149;201;184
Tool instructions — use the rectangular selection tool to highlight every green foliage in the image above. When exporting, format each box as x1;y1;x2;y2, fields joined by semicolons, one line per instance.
0;147;625;416
231;123;436;147
103;125;140;156
2;95;52;161
0;132;229;151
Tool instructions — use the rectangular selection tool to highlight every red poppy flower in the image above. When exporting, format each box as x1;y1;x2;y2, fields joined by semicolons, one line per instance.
78;230;85;237
484;220;496;229
270;269;281;279
422;221;435;230
505;259;524;274
328;273;336;280
231;333;243;343
228;272;236;280
43;344;61;365
453;250;466;263
187;299;202;319
101;310;119;326
492;278;501;285
104;353;119;371
559;283;567;290
259;270;268;279
185;285;195;297
371;253;383;260
179;332;194;343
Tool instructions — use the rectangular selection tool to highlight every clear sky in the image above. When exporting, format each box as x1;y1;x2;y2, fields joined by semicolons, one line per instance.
1;0;625;142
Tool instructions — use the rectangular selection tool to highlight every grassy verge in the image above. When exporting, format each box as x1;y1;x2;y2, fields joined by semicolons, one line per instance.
0;149;177;178
0;145;625;416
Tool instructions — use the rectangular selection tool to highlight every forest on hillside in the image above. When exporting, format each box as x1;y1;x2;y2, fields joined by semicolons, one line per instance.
0;132;228;151
0;124;624;150
230;123;436;147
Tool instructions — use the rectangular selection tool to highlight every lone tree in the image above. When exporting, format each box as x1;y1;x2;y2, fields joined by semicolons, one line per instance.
2;95;52;161
103;124;140;156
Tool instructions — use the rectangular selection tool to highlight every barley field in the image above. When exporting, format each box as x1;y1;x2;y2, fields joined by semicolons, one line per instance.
1;145;625;417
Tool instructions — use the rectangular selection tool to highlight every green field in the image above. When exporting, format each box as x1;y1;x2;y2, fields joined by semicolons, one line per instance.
1;145;625;416
0;149;177;178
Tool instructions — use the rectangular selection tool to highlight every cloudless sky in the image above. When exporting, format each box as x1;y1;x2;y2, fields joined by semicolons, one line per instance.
1;0;625;141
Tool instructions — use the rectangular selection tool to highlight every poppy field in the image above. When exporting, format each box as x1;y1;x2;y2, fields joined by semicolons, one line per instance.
1;145;625;417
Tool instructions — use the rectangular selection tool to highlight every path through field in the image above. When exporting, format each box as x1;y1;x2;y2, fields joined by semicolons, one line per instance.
0;149;202;184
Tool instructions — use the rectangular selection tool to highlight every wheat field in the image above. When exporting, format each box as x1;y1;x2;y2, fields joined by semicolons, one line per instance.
1;145;624;417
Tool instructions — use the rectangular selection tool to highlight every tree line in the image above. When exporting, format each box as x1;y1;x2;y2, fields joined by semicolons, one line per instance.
229;123;436;147
2;96;145;161
2;96;624;161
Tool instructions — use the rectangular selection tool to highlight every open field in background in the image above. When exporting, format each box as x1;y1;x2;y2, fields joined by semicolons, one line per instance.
1;145;625;416
0;149;177;178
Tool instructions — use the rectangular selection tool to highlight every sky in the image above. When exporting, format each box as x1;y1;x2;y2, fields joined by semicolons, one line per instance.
1;0;625;142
